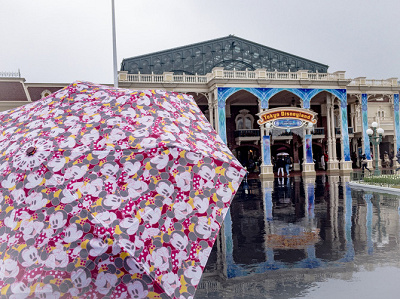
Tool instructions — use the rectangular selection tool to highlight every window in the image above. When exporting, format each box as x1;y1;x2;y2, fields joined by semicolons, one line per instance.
235;109;254;130
41;90;52;98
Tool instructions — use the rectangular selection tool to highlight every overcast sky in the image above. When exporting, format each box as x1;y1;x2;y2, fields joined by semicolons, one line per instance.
1;0;399;84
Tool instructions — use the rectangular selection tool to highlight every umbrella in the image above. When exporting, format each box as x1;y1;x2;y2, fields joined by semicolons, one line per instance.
276;152;289;156
0;81;246;298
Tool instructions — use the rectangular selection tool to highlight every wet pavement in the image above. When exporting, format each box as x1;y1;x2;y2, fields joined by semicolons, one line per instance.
195;175;400;299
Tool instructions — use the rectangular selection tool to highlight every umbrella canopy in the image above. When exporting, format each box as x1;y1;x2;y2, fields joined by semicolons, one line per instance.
276;152;289;156
0;82;246;298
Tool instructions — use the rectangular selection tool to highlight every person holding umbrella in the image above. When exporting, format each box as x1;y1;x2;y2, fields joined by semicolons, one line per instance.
277;156;285;177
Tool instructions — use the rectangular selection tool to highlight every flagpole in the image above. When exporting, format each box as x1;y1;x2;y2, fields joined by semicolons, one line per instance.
111;0;118;88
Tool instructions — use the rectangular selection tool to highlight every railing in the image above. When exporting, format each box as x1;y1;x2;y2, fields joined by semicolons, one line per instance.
120;69;398;87
121;69;346;84
349;78;398;87
125;73;208;83
277;131;293;136
234;129;260;138
313;127;325;135
0;71;21;78
365;80;393;86
335;127;354;135
223;70;256;79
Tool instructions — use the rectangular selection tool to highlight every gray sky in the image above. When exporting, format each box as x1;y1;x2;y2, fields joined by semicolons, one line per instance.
1;0;399;84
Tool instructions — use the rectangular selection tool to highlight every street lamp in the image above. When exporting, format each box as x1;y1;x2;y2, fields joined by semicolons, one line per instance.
366;121;384;176
111;0;118;88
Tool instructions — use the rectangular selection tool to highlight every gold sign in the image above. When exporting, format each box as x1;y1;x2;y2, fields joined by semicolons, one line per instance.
257;107;317;125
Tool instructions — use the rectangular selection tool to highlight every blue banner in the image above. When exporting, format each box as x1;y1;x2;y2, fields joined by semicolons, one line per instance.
263;135;271;165
305;134;313;163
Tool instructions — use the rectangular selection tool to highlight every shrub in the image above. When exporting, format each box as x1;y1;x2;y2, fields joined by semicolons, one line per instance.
363;175;400;186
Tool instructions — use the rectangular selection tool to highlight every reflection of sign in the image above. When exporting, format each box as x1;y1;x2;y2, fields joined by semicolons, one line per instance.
266;228;320;249
257;107;317;125
273;119;303;128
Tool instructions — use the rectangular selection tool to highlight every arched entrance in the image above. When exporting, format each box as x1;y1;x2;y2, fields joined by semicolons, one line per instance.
234;144;260;172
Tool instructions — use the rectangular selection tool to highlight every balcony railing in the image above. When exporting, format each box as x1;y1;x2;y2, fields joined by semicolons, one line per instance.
349;78;398;87
0;70;21;78
119;69;350;84
119;69;398;88
312;127;325;135
335;127;354;135
234;129;260;138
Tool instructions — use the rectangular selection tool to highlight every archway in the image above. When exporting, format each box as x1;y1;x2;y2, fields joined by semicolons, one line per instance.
233;144;260;172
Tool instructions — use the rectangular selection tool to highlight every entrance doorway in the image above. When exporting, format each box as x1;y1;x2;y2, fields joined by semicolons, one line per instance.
235;145;260;172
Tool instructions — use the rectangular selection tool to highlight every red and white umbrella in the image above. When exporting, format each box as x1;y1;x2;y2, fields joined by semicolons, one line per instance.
0;81;246;298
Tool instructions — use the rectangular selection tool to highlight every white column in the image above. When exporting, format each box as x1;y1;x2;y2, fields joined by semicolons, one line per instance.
327;95;339;172
213;89;219;134
393;100;399;168
259;102;274;179
207;92;214;129
326;96;333;163
259;103;265;166
330;99;338;162
338;103;345;163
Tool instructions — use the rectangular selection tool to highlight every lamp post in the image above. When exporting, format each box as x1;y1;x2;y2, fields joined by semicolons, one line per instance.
111;0;118;88
366;121;384;176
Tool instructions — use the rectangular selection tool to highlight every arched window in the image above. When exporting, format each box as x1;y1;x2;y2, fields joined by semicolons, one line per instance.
41;89;52;98
377;106;385;119
235;109;254;130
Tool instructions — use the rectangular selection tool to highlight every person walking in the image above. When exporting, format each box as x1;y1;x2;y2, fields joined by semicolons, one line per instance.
277;157;285;177
285;155;292;176
361;154;371;173
324;151;328;171
395;148;400;172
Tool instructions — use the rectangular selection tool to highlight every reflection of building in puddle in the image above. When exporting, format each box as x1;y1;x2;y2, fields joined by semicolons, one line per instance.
205;176;400;288
266;223;320;250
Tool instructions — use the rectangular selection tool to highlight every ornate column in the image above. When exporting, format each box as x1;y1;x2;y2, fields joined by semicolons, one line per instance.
302;125;316;176
207;91;214;129
259;98;274;179
361;93;373;169
300;94;315;176
338;91;352;174
326;96;333;164
260;117;274;179
213;88;219;135
258;99;274;179
394;94;400;168
328;95;339;172
331;100;338;161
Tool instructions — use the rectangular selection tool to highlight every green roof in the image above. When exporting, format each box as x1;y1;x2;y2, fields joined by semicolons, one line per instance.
121;35;329;75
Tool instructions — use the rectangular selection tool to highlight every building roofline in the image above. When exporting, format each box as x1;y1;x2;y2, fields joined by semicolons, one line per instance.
121;35;329;69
